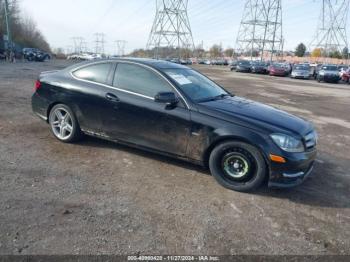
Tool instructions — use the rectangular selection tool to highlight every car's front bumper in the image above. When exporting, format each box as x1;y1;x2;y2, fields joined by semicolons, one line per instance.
292;74;309;79
321;75;340;82
270;72;288;76
236;67;251;72
252;68;267;73
268;149;317;188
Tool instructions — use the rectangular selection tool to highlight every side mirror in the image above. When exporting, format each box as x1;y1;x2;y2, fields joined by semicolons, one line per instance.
154;92;179;108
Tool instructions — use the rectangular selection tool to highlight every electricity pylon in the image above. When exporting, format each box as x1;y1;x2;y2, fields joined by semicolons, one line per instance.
147;0;195;59
235;0;283;61
115;40;127;56
310;0;349;60
72;37;84;54
94;33;105;55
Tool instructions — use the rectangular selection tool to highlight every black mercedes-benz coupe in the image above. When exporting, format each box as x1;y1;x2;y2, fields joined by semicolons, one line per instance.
32;58;318;192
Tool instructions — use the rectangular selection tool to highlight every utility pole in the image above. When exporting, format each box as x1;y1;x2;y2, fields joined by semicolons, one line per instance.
4;0;12;50
310;0;349;62
147;0;195;59
115;40;127;56
235;0;283;62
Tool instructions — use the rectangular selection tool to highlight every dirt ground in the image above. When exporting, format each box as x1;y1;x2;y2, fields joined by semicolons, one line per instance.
0;60;349;255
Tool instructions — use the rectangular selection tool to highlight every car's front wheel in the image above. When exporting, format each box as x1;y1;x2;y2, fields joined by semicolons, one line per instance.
209;141;267;192
49;104;82;143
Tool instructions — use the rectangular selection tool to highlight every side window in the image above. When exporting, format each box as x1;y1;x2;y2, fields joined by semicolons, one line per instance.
73;63;112;84
113;63;172;97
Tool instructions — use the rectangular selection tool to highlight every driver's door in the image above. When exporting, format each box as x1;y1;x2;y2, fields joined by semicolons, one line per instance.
101;62;191;157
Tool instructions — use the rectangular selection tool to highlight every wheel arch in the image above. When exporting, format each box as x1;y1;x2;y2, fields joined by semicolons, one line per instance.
202;135;271;176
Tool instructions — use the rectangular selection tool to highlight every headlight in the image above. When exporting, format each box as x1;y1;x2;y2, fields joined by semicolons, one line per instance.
270;134;305;153
319;71;325;76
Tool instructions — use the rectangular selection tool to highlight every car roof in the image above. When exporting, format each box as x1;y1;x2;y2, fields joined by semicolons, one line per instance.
114;58;189;69
68;57;190;71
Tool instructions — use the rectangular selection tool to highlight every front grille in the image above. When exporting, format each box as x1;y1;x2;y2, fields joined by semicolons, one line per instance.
304;131;317;150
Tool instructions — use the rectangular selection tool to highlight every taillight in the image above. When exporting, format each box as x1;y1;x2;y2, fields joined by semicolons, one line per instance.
34;80;41;92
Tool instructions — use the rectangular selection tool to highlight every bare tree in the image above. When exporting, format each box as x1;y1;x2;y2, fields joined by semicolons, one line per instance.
0;0;51;51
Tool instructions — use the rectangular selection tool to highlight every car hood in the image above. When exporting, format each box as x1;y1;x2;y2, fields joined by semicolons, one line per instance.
198;96;312;135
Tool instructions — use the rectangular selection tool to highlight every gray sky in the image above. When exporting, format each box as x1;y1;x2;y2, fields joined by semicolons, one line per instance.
20;0;334;54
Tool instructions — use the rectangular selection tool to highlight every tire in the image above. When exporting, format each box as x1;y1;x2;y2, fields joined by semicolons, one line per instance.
209;141;267;192
49;104;82;143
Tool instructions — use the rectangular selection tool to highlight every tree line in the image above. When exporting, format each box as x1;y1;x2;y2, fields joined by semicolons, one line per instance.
0;0;50;52
295;43;349;59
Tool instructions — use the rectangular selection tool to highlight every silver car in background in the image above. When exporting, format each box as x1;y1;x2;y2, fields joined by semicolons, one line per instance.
291;64;310;79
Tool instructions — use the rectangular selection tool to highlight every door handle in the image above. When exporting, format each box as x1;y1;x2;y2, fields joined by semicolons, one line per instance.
105;93;120;102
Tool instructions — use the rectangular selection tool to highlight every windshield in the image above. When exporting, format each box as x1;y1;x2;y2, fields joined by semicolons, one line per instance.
294;65;309;70
238;61;250;66
258;62;267;66
322;66;338;71
272;64;285;69
164;69;229;102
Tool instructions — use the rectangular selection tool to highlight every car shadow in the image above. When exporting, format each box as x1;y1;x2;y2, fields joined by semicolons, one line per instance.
76;136;210;177
78;137;349;209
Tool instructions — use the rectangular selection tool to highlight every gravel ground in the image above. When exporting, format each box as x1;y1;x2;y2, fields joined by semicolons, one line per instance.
0;60;349;255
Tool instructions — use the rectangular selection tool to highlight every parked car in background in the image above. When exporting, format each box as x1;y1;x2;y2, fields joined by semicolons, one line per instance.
67;53;102;61
317;65;341;83
251;61;269;74
170;58;181;64
214;59;228;66
236;60;252;73
284;63;293;75
229;61;238;71
32;58;318;192
23;48;50;62
313;64;323;79
341;68;350;83
180;59;192;65
268;63;289;77
338;65;349;78
291;64;310;79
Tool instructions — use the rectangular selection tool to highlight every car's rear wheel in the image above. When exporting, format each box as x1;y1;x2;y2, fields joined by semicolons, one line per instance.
209;141;267;192
49;104;82;143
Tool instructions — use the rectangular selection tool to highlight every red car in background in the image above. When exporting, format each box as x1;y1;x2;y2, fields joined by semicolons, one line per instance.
341;68;350;84
268;64;289;77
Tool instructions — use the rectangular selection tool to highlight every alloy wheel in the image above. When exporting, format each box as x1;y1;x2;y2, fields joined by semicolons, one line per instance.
50;107;74;140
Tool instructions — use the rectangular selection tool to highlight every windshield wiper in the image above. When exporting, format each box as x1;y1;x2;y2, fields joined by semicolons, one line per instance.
197;93;232;103
213;93;232;100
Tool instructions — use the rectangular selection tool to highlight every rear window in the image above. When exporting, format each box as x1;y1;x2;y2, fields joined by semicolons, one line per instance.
73;63;112;84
